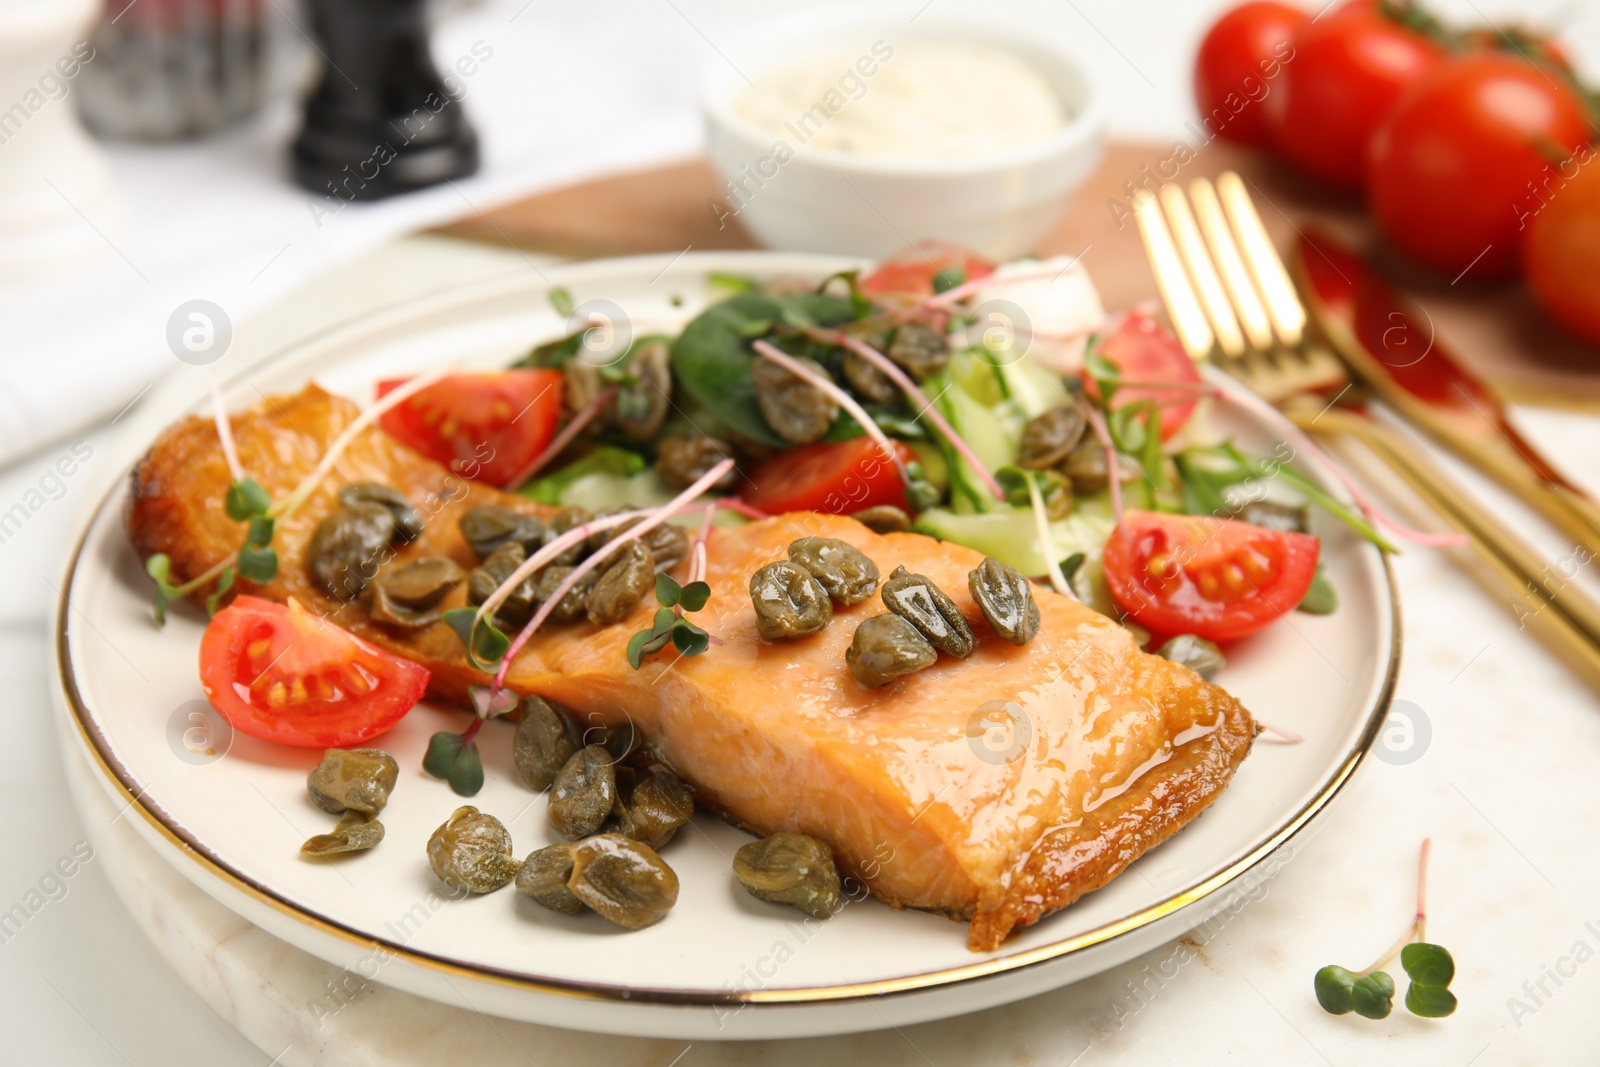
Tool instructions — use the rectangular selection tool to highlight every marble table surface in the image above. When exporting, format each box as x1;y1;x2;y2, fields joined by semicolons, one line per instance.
10;234;1600;1065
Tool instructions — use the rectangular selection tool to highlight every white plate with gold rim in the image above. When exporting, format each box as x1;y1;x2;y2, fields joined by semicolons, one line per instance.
51;253;1397;1040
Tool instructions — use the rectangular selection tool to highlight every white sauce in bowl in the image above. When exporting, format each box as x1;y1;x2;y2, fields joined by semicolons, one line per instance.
734;42;1068;159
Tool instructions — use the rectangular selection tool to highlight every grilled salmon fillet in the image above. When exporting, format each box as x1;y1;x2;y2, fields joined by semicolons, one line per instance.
127;385;1257;951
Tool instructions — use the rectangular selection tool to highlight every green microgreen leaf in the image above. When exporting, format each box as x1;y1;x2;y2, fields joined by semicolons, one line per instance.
225;478;271;521
468;684;520;720
236;545;278;584
652;606;678;636
931;265;966;294
1352;972;1396;1020
678;580;711;613
423;732;483;796
145;553;181;627
205;567;235;617
654;572;681;607
626;627;673;669
1404;982;1458;1018
1400;943;1454;987
671;620;710;656
441;608;509;671
548;286;575;318
1314;966;1357;1015
1298;568;1338;614
245;515;275;548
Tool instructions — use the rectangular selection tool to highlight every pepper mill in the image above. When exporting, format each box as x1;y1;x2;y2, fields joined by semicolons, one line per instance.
292;0;478;200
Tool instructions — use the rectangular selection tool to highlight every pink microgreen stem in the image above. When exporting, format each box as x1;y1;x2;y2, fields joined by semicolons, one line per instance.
473;508;650;629
751;340;910;485
688;501;716;586
820;330;1005;500
1254;717;1304;744
1356;838;1432;976
1083;406;1126;525
718;497;770;520
504;384;618;490
210;369;245;485
492;457;736;689
924;263;1082;310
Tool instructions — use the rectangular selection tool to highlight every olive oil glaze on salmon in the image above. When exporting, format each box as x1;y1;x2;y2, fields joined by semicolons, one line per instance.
127;385;1257;952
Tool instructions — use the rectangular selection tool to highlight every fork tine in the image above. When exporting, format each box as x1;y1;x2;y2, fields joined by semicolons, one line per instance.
1158;184;1245;359
1216;172;1305;348
1189;178;1274;353
1132;189;1213;361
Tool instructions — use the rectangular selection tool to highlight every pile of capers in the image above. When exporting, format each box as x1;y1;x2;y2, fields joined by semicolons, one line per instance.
307;483;425;601
748;536;880;640
301;748;398;856
1016;404;1139;500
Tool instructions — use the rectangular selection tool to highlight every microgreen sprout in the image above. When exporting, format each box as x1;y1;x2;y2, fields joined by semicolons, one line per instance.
422;685;520;797
1314;838;1456;1021
147;476;277;626
626;573;712;669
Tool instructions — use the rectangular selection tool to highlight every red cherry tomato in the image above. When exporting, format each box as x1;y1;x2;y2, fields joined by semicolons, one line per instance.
1266;6;1443;189
377;370;563;487
1369;54;1593;281
1103;510;1320;643
1194;2;1308;148
199;597;430;748
742;437;915;515
1526;146;1600;345
1082;310;1204;441
861;242;994;297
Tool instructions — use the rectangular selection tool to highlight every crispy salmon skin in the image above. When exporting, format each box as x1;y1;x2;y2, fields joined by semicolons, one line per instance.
127;385;1257;951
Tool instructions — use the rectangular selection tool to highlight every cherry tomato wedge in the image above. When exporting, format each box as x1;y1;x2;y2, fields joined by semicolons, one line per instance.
742;437;915;515
1193;2;1307;148
377;370;562;487
1103;510;1320;643
860;242;994;297
200;596;429;748
1082;310;1204;441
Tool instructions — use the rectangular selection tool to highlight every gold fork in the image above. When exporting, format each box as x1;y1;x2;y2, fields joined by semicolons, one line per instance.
1134;173;1600;684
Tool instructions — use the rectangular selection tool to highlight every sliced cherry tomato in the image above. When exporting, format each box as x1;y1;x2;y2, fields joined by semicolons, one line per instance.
742;437;915;515
1103;510;1320;643
200;597;429;748
860;242;994;297
377;370;563;487
1369;54;1593;281
1526;146;1600;345
1082;310;1204;441
1194;2;1308;148
1266;6;1444;189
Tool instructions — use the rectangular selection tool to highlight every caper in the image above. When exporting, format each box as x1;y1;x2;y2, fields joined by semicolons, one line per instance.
749;560;833;640
881;565;975;659
586;539;655;626
307;748;398;815
568;833;679;930
1157;634;1226;680
301;811;385;856
595;516;689;574
548;745;617;839
459;505;544;561
615;768;694;849
787;537;879;606
841;348;899;403
656;434;738;491
611;339;672;441
368;556;463;628
968;557;1041;646
1060;435;1140;495
1235;500;1309;534
308;502;395;600
543;507;594;566
733;833;841;920
515;843;586;914
467;541;537;628
427;806;520;893
751;355;837;445
1028;469;1075;521
513;696;576;792
338;483;424;542
886;321;949;378
850;505;910;534
563;357;606;419
846;613;937;688
1017;406;1088;469
535;564;598;624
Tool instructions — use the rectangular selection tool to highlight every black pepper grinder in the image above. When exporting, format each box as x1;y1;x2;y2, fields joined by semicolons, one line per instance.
292;0;478;200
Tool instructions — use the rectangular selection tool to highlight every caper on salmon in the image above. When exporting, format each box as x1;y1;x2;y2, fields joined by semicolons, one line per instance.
535;563;597;624
614;767;694;850
1156;634;1226;680
596;516;689;573
567;833;679;930
656;433;738;491
880;565;975;658
751;355;837;445
846;613;937;688
512;696;576;792
749;560;832;640
733;832;841;920
548;745;617;839
850;505;910;534
515;843;585;914
1017;405;1088;470
787;537;879;605
968;557;1041;646
301;811;384;856
542;507;594;566
368;556;463;628
467;541;538;627
307;748;398;815
427;806;520;893
338;483;424;542
585;539;655;626
308;502;395;600
459;505;544;561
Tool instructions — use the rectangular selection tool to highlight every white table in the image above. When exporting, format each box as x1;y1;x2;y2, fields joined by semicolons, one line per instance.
8;0;1600;1062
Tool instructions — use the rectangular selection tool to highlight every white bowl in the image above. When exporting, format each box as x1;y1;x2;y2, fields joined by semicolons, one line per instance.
701;13;1105;259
